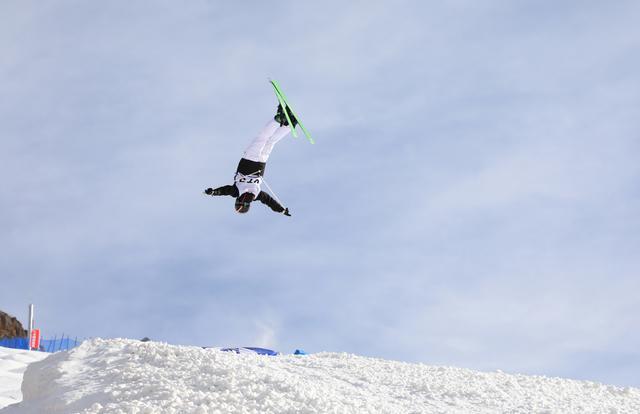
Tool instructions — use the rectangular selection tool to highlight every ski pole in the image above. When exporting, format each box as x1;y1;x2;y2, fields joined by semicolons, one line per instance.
260;176;286;208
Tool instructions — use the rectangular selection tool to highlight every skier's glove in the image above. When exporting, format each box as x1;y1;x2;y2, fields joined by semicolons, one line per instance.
283;208;291;217
205;188;223;196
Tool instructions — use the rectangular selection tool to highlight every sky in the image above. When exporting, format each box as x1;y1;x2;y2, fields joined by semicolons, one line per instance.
1;0;639;388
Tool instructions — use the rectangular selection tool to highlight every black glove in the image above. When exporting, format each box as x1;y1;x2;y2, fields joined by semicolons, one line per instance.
204;188;223;196
283;208;291;217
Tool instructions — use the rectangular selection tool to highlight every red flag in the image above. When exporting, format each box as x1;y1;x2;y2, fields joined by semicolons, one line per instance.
30;329;41;350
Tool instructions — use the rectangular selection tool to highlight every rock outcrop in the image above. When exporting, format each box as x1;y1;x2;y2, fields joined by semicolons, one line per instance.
0;310;27;338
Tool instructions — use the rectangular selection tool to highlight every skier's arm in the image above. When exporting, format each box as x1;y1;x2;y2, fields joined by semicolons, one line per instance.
204;185;237;197
256;191;290;216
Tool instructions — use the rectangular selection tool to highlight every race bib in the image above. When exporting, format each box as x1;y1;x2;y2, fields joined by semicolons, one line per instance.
234;173;261;196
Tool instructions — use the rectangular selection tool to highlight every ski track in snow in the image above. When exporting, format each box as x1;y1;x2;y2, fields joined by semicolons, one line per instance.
1;338;639;414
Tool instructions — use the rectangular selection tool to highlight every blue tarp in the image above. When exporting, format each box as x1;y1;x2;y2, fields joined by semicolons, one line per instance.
219;347;307;356
221;347;280;356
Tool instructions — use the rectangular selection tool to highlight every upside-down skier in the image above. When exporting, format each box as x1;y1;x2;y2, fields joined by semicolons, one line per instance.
204;104;297;216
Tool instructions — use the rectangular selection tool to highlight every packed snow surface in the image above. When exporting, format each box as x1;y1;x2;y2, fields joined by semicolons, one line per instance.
0;346;48;409
2;339;639;414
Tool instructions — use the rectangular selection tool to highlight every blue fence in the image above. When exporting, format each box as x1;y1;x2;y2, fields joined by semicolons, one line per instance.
0;337;28;350
0;335;82;352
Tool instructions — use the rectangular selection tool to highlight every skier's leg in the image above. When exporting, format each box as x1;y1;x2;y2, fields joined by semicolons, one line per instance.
242;120;280;162
258;125;291;162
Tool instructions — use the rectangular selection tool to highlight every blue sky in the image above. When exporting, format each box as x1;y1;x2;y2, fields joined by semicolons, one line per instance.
2;1;639;387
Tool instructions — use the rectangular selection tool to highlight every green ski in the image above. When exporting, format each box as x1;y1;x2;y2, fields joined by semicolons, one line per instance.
272;85;297;138
269;79;314;144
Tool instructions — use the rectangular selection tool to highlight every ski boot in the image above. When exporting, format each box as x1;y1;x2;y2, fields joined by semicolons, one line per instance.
274;104;298;128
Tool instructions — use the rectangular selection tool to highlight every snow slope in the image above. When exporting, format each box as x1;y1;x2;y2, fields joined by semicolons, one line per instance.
0;346;48;409
2;338;639;414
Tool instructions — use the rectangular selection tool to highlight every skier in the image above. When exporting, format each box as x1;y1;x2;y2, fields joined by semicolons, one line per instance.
204;104;296;216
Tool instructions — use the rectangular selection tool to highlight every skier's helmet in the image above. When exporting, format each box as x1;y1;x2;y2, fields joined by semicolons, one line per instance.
235;192;255;214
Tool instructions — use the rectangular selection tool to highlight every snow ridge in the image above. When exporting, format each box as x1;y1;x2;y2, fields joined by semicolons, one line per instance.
2;338;639;414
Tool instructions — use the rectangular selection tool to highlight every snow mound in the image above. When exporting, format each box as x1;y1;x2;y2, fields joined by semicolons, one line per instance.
0;346;48;409
2;338;639;414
